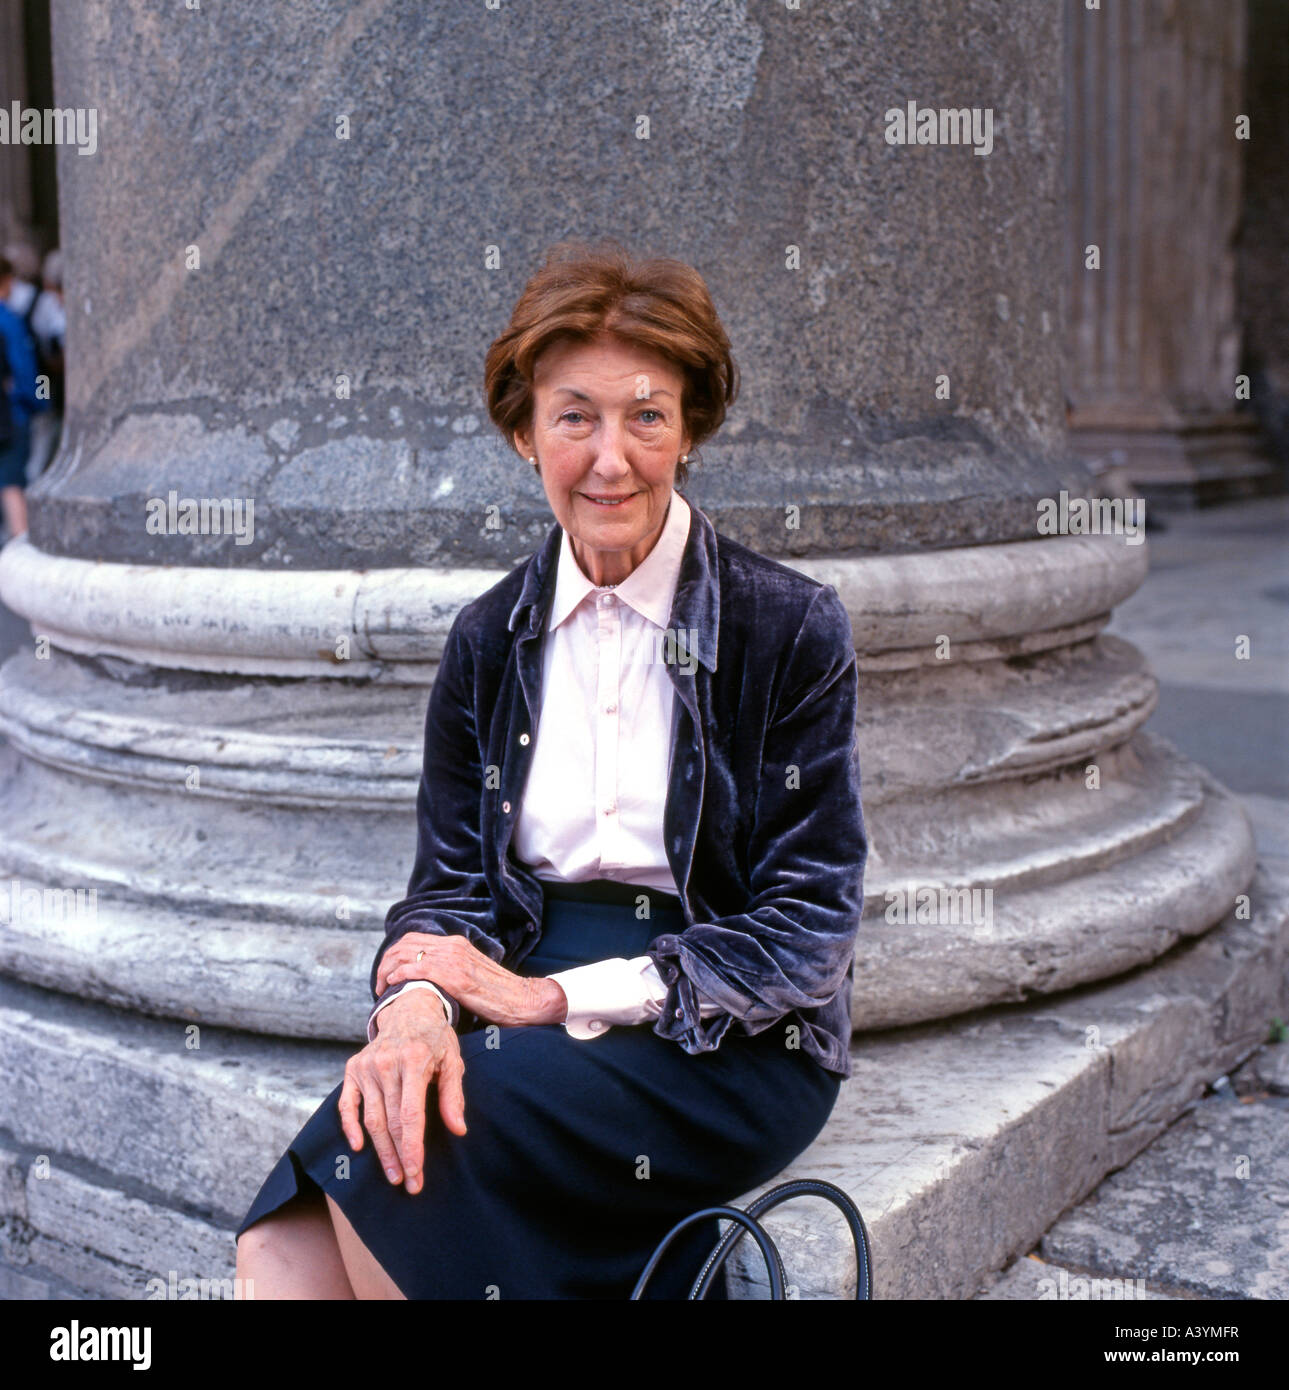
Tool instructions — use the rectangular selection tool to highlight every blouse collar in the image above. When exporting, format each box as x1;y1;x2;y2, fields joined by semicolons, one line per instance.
547;489;691;632
508;487;719;675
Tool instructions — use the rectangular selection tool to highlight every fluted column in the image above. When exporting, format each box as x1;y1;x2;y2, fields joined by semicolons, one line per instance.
1062;0;1277;504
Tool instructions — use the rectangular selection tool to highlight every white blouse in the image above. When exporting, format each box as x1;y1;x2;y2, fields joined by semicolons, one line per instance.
370;489;723;1042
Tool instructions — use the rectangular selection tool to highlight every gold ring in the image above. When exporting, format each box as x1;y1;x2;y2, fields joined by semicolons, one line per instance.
415;950;425;962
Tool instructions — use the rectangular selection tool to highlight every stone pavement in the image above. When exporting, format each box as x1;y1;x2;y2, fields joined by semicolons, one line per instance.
976;494;1289;1301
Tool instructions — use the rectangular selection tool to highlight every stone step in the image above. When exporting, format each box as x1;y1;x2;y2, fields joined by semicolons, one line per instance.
0;860;1282;1299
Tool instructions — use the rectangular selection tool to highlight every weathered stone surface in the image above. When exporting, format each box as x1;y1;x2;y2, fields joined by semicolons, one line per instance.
1238;1042;1289;1096
0;1263;91;1300
0;978;351;1225
973;1253;1182;1301
26;1165;233;1300
38;0;1078;567
1037;1094;1289;1301
3;530;1147;679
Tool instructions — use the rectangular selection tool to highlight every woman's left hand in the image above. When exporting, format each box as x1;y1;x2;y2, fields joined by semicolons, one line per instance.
378;932;568;1028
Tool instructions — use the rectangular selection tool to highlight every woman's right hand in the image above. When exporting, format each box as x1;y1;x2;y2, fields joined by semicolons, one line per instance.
338;992;467;1195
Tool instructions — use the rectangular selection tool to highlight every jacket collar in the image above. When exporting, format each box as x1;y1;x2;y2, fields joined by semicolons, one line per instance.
507;490;720;673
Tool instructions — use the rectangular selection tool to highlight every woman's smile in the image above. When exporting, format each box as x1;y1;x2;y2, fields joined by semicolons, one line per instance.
579;491;638;507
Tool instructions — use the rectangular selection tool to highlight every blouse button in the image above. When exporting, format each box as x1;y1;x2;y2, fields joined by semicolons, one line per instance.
519;733;530;746
502;800;511;813
589;1020;604;1032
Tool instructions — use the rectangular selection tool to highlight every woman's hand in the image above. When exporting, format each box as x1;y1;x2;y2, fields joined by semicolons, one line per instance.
377;932;568;1027
338;991;465;1194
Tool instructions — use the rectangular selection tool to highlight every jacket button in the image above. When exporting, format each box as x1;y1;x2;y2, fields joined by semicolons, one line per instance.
502;801;511;813
519;733;530;745
526;920;537;932
674;1008;684;1020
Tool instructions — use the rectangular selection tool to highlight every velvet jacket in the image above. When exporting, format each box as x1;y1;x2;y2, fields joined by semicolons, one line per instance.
370;497;867;1078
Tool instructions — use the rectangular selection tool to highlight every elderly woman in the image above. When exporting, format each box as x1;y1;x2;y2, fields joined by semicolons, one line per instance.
235;241;867;1299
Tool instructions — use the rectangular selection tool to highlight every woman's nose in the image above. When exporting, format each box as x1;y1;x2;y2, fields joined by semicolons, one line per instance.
591;422;632;477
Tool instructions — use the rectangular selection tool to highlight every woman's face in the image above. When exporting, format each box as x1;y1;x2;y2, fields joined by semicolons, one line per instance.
513;332;692;587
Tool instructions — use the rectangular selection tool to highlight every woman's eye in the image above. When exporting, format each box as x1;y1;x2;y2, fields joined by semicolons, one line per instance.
638;409;663;424
559;410;586;424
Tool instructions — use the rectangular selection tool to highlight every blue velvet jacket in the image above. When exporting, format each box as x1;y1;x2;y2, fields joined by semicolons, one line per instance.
370;498;867;1078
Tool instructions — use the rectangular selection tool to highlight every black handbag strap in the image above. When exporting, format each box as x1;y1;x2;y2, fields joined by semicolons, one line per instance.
630;1205;786;1301
688;1177;874;1300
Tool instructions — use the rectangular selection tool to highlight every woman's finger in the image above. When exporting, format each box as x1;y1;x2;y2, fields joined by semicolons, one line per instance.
436;1045;468;1138
385;961;454;993
338;1063;365;1151
375;946;404;994
376;934;440;993
396;1051;434;1194
357;1065;404;1186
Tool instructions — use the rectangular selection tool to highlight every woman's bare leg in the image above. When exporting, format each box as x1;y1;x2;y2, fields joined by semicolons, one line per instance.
325;1192;407;1299
235;1183;356;1299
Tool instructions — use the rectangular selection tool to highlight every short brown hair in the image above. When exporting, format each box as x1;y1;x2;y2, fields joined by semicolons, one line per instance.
484;238;738;489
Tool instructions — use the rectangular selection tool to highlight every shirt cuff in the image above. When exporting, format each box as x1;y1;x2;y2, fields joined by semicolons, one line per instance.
367;980;454;1042
545;956;668;1040
545;955;725;1040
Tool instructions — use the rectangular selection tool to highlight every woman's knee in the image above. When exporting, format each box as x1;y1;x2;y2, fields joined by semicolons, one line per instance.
235;1188;355;1297
237;1185;323;1261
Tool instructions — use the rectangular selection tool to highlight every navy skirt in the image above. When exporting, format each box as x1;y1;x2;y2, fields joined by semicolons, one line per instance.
235;879;842;1299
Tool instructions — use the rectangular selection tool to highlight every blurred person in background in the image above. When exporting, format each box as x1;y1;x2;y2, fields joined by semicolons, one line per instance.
2;242;40;319
26;249;65;481
0;254;51;539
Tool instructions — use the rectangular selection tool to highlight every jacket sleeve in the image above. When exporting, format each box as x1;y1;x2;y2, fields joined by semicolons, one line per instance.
368;606;506;1035
644;584;866;1055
